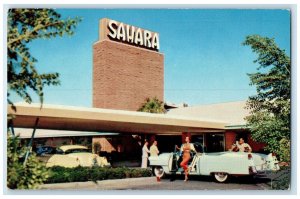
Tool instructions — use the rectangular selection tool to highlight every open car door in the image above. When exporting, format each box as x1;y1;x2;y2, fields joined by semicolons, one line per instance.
169;146;179;172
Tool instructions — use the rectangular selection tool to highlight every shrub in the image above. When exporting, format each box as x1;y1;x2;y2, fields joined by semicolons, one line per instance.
68;166;90;182
269;166;291;190
130;169;143;178
7;136;49;189
106;167;127;179
47;168;72;183
278;138;290;162
90;167;108;182
140;168;152;177
124;169;132;178
46;166;152;183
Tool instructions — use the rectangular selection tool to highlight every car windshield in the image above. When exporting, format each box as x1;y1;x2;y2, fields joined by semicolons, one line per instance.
36;146;56;154
193;142;205;153
64;148;89;154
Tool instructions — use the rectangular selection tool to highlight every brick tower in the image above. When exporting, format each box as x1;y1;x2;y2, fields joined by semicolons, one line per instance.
93;18;164;111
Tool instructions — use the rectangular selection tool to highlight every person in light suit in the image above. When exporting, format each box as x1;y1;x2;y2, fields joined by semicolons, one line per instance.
141;140;150;168
150;140;159;157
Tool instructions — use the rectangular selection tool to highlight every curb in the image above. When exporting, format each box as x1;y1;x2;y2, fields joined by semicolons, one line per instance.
39;177;156;190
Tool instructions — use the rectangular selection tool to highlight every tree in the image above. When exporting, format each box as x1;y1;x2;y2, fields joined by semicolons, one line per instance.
6;8;81;189
138;97;166;113
7;9;81;106
243;35;291;162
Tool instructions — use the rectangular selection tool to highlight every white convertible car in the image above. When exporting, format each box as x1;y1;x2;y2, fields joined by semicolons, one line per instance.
149;143;280;182
45;145;111;168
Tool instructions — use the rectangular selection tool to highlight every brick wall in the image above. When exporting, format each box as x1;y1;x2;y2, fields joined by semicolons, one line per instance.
225;131;237;150
92;136;142;155
93;40;164;111
224;131;266;152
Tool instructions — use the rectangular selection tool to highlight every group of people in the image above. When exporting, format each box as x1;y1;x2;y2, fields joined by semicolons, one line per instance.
141;136;196;182
141;140;159;169
141;136;252;182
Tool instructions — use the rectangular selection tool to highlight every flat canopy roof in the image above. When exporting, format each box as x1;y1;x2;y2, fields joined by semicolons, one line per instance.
13;128;120;138
8;103;227;135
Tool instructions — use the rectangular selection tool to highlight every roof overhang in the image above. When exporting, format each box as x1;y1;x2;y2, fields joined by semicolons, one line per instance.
13;128;120;138
8;104;227;135
225;124;249;130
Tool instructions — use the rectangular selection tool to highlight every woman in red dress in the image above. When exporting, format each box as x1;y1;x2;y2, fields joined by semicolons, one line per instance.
177;136;194;182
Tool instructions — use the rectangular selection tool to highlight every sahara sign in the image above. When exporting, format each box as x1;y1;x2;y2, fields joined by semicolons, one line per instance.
100;18;160;51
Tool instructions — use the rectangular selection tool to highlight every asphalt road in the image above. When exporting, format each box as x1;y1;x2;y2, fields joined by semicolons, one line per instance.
40;175;272;191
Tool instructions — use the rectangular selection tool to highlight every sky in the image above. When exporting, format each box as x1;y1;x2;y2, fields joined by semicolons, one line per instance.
9;9;291;107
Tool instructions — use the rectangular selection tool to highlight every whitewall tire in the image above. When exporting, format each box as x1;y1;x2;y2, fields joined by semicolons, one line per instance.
214;172;229;183
153;166;165;178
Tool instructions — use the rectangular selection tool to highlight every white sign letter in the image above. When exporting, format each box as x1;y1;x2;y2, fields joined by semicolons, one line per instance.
117;23;126;41
143;30;152;48
152;33;160;50
126;25;135;43
134;28;144;46
108;20;118;39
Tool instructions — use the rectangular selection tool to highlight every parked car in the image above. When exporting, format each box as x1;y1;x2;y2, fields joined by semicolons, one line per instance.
149;143;280;183
35;146;56;156
46;145;111;168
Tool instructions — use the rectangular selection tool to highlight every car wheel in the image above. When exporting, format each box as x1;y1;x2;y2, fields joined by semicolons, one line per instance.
153;166;165;178
214;172;229;183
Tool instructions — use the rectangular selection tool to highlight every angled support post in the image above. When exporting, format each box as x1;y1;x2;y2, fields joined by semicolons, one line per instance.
23;117;39;166
8;119;15;137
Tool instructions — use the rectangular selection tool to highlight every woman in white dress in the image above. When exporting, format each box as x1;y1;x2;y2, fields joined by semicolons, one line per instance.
141;140;150;168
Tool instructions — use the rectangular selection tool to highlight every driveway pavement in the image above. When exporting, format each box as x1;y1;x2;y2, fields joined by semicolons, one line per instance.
39;175;272;191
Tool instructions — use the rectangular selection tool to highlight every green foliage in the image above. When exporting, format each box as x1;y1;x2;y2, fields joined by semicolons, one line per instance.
46;166;152;183
7;135;49;189
7;8;81;105
138;97;166;113
243;35;290;161
106;167;127;179
278;138;290;163
267;166;291;190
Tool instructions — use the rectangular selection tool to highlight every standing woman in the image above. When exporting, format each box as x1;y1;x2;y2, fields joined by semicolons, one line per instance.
177;136;195;182
141;139;150;168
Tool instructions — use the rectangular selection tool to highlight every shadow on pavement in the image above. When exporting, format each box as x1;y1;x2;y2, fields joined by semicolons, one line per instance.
165;173;271;185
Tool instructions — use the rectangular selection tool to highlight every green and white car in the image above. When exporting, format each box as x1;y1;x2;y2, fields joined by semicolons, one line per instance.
149;143;280;183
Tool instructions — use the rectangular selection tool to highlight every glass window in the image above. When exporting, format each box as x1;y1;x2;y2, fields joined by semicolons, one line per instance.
206;133;225;152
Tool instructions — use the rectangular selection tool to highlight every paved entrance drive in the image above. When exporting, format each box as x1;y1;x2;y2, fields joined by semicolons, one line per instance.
40;176;271;190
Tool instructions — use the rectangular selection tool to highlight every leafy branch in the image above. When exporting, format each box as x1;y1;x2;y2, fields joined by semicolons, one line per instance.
7;8;81;107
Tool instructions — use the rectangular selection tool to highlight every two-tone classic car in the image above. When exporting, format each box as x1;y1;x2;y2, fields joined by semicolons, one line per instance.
149;143;280;182
45;145;111;168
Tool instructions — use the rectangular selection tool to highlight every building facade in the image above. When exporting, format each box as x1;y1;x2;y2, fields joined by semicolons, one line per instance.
93;18;164;111
10;18;267;166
